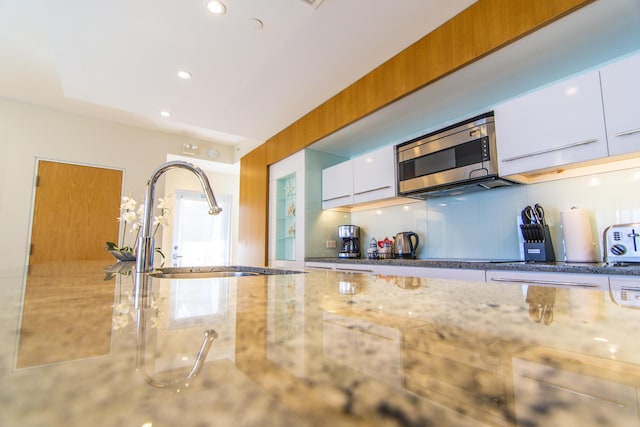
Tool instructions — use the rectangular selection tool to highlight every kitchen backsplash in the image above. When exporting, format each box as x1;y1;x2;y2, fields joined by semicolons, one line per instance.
349;165;640;261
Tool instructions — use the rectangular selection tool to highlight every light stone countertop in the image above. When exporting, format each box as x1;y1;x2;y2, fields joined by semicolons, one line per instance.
2;261;640;426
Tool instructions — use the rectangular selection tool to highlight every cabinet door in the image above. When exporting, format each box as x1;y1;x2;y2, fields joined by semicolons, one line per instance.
485;270;609;290
352;145;396;204
600;53;640;157
322;161;353;209
495;71;608;176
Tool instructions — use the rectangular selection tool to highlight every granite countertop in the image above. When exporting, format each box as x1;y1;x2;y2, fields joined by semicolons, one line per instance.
305;256;640;275
2;261;640;426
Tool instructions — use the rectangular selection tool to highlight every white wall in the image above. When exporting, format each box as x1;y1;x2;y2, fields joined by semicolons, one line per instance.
0;98;236;273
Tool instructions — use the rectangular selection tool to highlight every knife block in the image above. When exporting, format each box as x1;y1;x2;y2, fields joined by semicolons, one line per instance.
523;225;555;262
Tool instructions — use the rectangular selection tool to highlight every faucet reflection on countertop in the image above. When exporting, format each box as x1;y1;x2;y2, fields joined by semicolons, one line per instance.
135;272;218;389
136;160;223;275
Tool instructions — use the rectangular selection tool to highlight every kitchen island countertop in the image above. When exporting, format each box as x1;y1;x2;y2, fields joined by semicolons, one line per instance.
2;261;640;426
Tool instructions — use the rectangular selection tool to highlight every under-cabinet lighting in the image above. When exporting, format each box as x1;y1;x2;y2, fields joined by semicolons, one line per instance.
160;110;171;117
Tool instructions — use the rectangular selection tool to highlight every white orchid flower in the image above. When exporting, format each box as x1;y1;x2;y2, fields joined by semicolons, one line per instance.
120;195;137;211
157;195;172;210
119;210;137;223
153;215;169;227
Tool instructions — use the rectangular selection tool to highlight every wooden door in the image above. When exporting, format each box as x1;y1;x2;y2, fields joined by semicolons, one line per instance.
29;160;123;264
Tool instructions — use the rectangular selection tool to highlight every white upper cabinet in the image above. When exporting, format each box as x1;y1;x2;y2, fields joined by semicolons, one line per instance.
322;160;353;209
600;53;640;157
352;145;396;205
495;70;608;177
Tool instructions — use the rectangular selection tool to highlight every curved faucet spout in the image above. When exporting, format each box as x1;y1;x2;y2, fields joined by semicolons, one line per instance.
136;161;222;273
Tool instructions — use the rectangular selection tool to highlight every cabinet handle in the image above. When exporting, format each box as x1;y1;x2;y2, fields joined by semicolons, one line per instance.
322;194;351;202
336;267;375;273
354;185;391;196
518;375;627;408
501;139;598;162
615;127;640;137
490;277;599;288
617;286;640;292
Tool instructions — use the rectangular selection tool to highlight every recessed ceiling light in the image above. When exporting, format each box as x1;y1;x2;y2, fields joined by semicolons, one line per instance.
248;18;263;30
160;111;171;117
177;70;192;80
206;0;226;15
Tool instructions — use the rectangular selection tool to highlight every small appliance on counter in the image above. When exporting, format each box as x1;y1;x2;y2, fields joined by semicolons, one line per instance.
338;225;360;258
520;204;555;262
367;236;394;259
394;231;419;259
603;223;640;263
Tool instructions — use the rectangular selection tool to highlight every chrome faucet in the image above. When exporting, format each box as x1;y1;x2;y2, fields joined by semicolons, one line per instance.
135;160;222;274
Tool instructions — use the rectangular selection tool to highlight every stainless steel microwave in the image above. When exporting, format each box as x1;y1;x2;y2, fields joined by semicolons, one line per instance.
396;112;517;199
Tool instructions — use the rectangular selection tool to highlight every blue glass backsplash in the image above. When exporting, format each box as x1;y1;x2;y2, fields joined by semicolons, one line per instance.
351;165;640;261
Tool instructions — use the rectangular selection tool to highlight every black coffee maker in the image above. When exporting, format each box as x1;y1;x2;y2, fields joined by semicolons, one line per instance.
338;225;360;258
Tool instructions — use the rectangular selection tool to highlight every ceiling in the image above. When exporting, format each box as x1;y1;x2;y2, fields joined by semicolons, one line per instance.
0;0;476;157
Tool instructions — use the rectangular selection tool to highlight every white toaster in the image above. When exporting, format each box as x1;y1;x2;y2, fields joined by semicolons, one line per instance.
603;223;640;263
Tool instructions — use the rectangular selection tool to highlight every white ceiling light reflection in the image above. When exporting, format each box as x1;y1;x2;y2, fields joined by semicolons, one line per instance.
565;86;579;96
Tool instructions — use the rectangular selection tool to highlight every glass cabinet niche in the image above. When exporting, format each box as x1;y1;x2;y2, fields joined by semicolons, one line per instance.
275;173;297;261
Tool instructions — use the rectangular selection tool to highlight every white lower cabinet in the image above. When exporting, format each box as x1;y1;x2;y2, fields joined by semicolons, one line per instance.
485;270;609;290
304;262;485;281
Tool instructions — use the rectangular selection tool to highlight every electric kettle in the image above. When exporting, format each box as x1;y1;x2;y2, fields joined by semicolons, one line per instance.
394;231;419;259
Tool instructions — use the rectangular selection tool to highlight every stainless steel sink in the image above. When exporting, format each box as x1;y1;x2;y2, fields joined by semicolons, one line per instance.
147;266;305;279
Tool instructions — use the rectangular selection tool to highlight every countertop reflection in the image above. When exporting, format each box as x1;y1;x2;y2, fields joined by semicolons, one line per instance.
2;261;640;426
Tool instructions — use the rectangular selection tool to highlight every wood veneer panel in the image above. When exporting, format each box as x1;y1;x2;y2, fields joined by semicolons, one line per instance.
240;0;595;266
238;145;269;266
